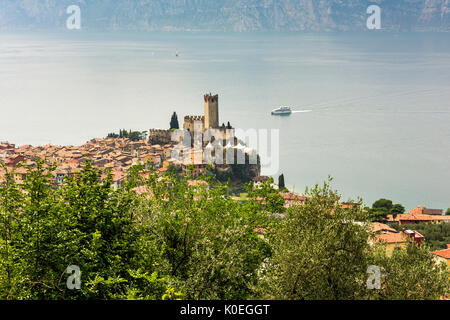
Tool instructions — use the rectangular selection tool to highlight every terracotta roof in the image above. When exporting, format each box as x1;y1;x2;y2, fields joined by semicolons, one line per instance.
433;248;450;259
280;192;309;201
375;232;407;244
388;213;450;222
371;222;397;233
340;202;360;209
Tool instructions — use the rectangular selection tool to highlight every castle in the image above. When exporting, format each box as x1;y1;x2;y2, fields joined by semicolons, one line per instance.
148;93;260;178
183;94;229;133
150;93;233;145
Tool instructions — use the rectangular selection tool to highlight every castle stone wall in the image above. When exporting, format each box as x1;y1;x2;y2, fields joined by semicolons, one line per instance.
148;129;172;145
183;116;205;132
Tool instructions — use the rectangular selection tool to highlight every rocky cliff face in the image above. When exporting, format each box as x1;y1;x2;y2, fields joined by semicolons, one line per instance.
1;0;449;31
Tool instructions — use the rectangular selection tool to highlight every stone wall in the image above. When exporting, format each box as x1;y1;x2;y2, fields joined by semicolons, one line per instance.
183;116;205;132
148;129;172;145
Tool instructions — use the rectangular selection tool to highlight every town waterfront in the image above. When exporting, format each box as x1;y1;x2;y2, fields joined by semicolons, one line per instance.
1;31;449;209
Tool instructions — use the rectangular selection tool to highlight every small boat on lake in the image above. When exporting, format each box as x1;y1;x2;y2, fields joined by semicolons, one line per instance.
271;106;292;116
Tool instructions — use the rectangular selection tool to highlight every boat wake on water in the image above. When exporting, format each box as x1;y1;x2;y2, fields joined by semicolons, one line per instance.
297;88;442;112
292;110;312;113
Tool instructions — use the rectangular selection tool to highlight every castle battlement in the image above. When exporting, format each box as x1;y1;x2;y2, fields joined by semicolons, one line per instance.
204;94;218;103
184;116;205;122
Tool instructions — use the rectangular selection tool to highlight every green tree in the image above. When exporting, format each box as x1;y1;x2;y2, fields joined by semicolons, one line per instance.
257;179;371;300
2;160;447;301
390;204;405;216
128;131;147;141
12;160;66;299
57;161;167;299
167;163;181;175
370;199;405;221
107;133;119;138
0;160;168;300
135;172;270;299
249;178;285;214
446;208;450;216
369;244;449;300
119;129;128;138
278;174;285;190
111;129;147;141
373;198;393;211
170;112;179;130
0;164;24;298
265;193;285;214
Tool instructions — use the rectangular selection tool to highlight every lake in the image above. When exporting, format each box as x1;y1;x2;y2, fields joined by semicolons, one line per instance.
0;31;449;210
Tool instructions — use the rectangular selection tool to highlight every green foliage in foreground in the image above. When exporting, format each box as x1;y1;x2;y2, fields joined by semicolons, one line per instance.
256;181;448;300
0;162;448;300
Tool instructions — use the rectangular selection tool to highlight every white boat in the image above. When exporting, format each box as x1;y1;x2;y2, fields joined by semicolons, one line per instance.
271;106;292;115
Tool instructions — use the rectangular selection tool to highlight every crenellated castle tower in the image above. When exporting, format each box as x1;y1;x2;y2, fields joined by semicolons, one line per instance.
204;93;219;129
147;92;260;179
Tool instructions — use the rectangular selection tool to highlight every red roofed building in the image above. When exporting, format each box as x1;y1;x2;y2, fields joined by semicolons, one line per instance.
410;206;443;216
372;225;424;256
387;213;450;225
402;229;425;245
340;202;361;209
374;231;408;256
433;245;450;268
371;222;397;234
0;142;15;150
280;192;309;208
5;155;24;167
112;170;126;190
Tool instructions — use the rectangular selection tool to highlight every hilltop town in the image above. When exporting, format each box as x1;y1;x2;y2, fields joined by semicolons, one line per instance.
0;93;260;189
0;138;170;188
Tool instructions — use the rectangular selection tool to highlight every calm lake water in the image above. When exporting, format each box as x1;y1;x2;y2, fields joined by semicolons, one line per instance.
1;31;449;210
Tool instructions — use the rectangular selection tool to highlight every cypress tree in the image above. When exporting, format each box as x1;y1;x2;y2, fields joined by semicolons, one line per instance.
170;112;179;129
278;174;285;190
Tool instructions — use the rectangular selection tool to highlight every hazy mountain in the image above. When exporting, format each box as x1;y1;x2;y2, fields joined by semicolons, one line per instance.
0;0;449;32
